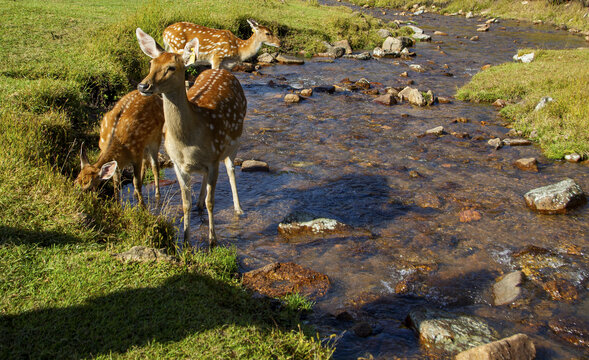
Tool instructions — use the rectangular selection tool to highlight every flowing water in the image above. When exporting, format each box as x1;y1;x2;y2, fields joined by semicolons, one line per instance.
133;3;588;358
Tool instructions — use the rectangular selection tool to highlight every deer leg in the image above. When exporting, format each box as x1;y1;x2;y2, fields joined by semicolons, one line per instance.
112;170;121;203
133;162;145;207
224;156;243;215
196;173;207;213
148;151;161;205
205;165;219;249
210;55;221;70
174;164;192;249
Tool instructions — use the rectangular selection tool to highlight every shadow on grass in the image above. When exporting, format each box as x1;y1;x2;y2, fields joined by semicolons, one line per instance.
0;271;288;358
0;225;81;247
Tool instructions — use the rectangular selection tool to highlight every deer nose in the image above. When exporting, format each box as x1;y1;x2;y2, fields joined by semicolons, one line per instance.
137;83;152;94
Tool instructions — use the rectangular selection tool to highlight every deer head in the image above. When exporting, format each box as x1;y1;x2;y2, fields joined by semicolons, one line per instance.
247;19;281;48
74;144;118;191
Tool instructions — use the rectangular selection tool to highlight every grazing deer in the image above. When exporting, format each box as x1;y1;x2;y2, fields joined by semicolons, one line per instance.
75;90;164;207
162;19;280;69
136;28;246;248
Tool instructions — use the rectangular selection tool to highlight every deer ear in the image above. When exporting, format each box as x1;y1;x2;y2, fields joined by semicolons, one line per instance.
182;38;200;65
136;28;163;58
80;143;90;168
247;19;259;31
98;161;118;180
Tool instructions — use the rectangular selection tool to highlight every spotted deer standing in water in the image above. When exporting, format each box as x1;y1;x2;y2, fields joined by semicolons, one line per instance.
75;90;164;207
136;28;246;248
162;19;280;69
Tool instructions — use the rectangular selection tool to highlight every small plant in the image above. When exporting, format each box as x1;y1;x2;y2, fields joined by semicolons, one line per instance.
281;292;315;312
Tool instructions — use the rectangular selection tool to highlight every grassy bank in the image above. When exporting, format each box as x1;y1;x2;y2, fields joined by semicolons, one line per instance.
348;0;589;33
0;0;400;357
456;49;589;159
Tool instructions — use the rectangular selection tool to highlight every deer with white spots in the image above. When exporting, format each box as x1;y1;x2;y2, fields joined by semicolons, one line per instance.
75;90;164;207
162;19;280;69
136;28;246;249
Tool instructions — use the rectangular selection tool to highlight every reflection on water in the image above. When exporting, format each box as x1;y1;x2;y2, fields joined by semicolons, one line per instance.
130;8;589;359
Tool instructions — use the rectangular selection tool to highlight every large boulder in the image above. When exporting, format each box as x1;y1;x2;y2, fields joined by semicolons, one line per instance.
406;307;499;353
382;36;404;52
524;178;586;214
455;334;535;360
242;262;330;299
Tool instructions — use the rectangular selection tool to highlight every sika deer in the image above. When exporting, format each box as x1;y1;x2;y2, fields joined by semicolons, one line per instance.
136;28;246;248
163;19;280;69
75;90;164;206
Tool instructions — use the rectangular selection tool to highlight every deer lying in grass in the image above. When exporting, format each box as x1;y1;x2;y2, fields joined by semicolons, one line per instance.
136;27;246;248
162;19;280;69
75;90;164;206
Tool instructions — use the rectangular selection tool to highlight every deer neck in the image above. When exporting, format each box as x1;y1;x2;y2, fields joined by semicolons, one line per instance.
161;89;206;141
237;34;262;61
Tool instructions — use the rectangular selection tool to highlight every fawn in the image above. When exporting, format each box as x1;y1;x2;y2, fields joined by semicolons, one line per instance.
75;90;164;207
162;19;280;69
136;28;246;248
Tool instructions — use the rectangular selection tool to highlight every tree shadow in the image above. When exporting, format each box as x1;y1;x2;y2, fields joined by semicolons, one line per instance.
0;225;81;247
0;271;295;359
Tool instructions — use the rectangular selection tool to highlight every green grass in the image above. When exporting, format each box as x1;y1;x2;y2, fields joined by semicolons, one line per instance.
457;49;589;159
349;0;589;32
0;0;403;357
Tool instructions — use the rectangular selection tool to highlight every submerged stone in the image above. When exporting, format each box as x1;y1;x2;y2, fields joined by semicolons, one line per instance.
493;271;523;306
242;262;330;299
455;334;535;360
278;211;352;239
524;178;586;213
406;306;499;353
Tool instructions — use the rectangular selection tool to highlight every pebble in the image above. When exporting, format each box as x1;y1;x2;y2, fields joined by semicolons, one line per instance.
300;89;313;97
488;138;504;149
565;153;581;162
470;35;480;41
514;158;538;172
241;160;270;172
425;126;444;136
434;31;448;36
284;93;300;103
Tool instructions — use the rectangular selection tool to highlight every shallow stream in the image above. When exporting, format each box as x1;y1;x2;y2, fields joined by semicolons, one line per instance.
133;3;588;358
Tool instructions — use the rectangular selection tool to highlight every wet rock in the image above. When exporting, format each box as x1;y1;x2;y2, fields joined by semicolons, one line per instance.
459;208;482;222
542;279;579;302
514;158;539;172
300;88;313;97
493;271;523;306
335;310;355;322
409;170;422;178
565;153;581;163
276;54;304;65
333;40;352;55
470;35;480;41
414;193;443;209
373;94;397;106
477;23;491;32
241;159;270;172
524;178;586;214
385;87;399;97
409;64;425;72
114;246;177;263
372;47;400;58
481;64;492;71
412;33;432;41
382;36;404;52
438;96;452;104
343;52;372;60
425;126;444;136
284;93;301;103
322;41;345;58
353;322;373;337
242;262;330;299
425;90;436;105
503;138;532;146
534;96;553;111
278;211;352;239
230;62;255;72
406;307;498;353
400;71;408;77
513;52;534;63
452;132;470;139
406;24;424;35
492;99;507;107
354;78;371;89
398;86;426;106
257;52;276;64
434;31;448;36
451;117;469;123
548;317;589;347
307;86;334;96
488;138;504;149
363;89;379;96
455;334;536;360
377;29;392;38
